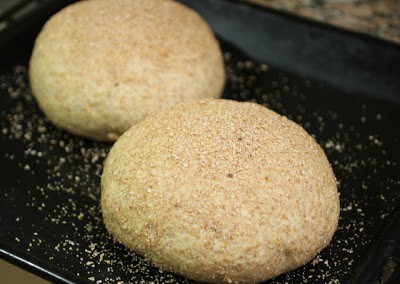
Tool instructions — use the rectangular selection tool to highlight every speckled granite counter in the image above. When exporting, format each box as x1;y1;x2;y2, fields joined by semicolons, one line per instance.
244;0;400;44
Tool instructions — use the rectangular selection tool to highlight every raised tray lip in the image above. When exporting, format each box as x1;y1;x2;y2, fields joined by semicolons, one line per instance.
236;0;400;48
0;1;400;283
180;0;400;105
0;241;89;284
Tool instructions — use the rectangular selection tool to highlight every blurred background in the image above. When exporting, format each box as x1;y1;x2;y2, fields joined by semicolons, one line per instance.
0;259;49;284
247;0;400;43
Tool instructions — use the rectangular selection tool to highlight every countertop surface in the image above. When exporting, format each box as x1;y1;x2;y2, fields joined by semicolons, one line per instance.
244;0;400;44
0;0;399;44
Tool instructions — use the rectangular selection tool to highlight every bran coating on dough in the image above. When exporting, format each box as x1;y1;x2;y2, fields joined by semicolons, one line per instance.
101;99;340;283
29;0;225;141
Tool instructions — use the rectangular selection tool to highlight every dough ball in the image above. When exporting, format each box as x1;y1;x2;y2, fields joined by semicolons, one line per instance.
101;99;340;283
29;0;225;141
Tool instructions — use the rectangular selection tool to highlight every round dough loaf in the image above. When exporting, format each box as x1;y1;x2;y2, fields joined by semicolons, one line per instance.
101;99;340;283
29;0;225;141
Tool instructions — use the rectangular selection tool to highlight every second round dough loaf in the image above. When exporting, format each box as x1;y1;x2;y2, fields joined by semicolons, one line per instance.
29;0;225;141
101;99;340;283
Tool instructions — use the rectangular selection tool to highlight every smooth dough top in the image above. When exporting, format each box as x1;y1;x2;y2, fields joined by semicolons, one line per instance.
29;0;225;141
101;99;340;283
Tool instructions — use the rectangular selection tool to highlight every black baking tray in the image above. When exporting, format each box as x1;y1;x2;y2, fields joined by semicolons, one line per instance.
1;0;400;283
